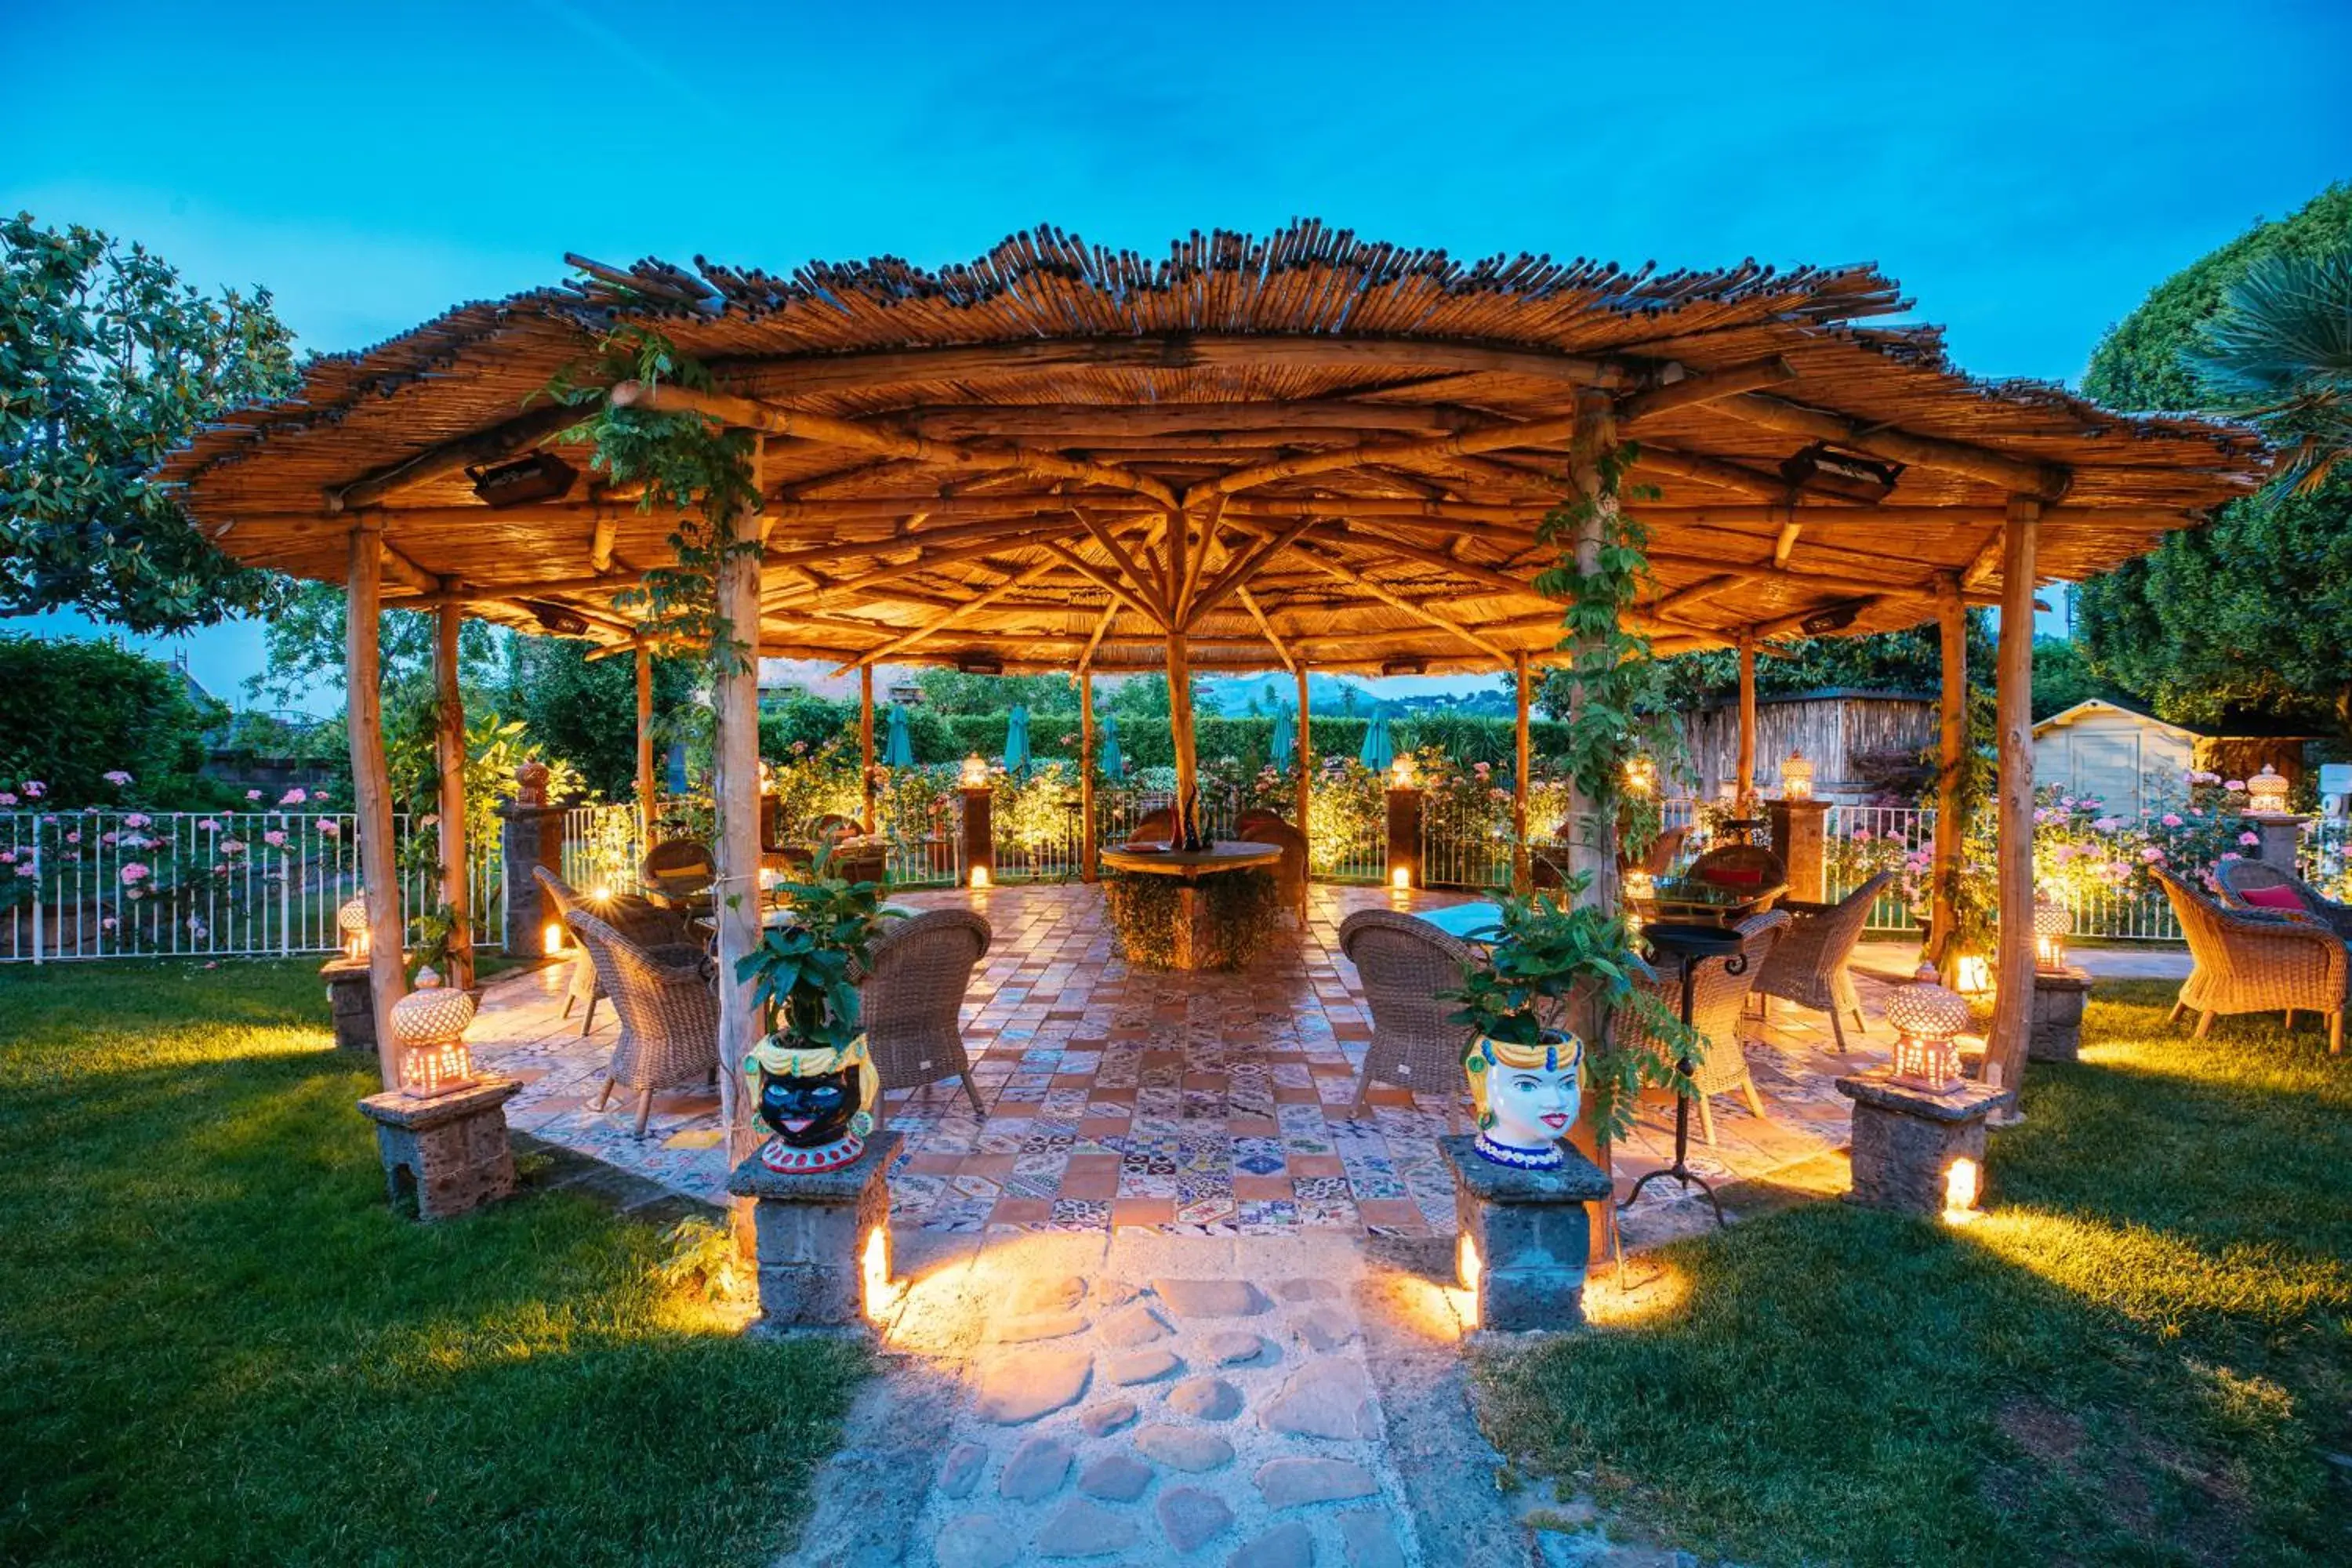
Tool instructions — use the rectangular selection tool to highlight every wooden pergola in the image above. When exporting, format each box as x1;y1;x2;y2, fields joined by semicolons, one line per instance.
161;223;2263;1123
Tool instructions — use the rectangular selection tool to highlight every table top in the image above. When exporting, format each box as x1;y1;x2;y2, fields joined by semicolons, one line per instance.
1100;840;1284;878
1640;874;1788;922
1412;902;1505;944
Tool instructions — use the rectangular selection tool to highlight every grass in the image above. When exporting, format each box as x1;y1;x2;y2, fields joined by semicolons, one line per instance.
1477;981;2352;1566
0;960;863;1568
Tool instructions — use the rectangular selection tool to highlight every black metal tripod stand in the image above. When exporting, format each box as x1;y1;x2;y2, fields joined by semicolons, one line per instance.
1618;921;1751;1229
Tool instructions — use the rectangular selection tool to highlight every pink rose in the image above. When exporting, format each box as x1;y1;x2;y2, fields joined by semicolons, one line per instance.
245;789;263;801
2223;780;2245;793
21;781;43;798
2161;813;2183;829
313;789;329;801
100;916;117;932
2238;831;2261;848
198;819;220;833
64;831;79;844
120;862;150;884
2092;817;2118;832
263;830;286;848
12;863;31;879
2141;847;2165;862
220;839;245;855
123;813;150;829
103;770;132;786
0;793;15;808
0;850;13;864
279;789;307;806
317;822;339;838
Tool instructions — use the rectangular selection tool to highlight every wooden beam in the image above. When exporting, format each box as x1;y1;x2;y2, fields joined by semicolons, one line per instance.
634;643;657;844
1069;506;1171;622
433;602;473;990
1736;634;1758;811
344;521;405;1087
1080;672;1098;883
1181;412;1584;506
858;666;877;834
1167;630;1200;832
378;541;440;596
1294;664;1312;851
1236;586;1296;673
1040;541;1162;626
838;557;1062;670
1617;357;1798;423
1185;514;1319;629
1714;393;2072;501
1927;575;1966;967
1513;650;1532;893
1628;445;1798;501
713;441;768;1171
1077;604;1119;675
325;402;583;513
1987;497;2041;1104
1653;573;1742;618
590;510;619;572
899;401;1477;439
608;380;1179;507
1290;542;1510;661
1773;510;1802;568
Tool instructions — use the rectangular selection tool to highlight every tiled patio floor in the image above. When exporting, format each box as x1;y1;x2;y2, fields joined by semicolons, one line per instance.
476;883;1922;1247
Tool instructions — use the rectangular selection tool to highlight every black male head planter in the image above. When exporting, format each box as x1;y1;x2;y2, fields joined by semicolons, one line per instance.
744;1034;880;1174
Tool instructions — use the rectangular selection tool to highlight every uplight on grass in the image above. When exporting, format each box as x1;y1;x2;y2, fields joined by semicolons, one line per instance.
862;1226;900;1321
1941;1156;1981;1224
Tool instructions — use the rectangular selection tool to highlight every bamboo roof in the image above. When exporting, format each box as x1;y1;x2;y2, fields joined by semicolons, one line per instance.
161;223;2267;674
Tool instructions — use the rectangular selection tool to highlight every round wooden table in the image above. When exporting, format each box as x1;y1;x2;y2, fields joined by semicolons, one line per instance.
1099;840;1283;971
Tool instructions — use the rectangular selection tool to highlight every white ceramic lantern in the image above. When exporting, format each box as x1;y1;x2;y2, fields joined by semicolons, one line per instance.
1886;964;1969;1092
392;969;478;1098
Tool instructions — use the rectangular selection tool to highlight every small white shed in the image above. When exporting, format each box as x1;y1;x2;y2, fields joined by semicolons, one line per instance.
2032;700;2194;817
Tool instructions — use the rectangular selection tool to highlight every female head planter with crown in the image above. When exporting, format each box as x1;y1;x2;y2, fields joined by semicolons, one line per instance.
1465;1030;1584;1170
744;1034;879;1174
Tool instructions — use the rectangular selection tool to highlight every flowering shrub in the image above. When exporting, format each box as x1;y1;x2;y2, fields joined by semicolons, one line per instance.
2033;781;2257;906
763;735;863;840
1306;758;1387;876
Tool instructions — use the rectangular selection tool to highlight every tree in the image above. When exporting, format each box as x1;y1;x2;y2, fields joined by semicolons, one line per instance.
912;669;1075;715
245;581;503;706
2075;185;2352;734
2031;632;2143;722
1;215;299;631
504;637;698;800
0;633;225;808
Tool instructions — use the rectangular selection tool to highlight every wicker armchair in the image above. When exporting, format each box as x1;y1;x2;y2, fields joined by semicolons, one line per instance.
1338;909;1477;1114
1127;806;1176;844
640;838;717;920
1751;872;1892;1051
1239;815;1310;925
2158;869;2347;1051
532;866;690;1034
1621;826;1689;879
851;909;993;1116
1686;843;1788;902
1621;911;1788;1144
564;907;721;1134
2213;859;2352;942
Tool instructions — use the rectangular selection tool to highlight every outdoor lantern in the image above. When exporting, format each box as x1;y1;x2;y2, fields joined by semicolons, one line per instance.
969;865;992;890
542;920;565;956
1390;865;1413;891
1951;951;1993;998
1781;750;1815;800
1943;1157;1984;1224
337;895;371;960
960;753;989;789
1886;963;1969;1092
1391;753;1417;789
2033;899;2071;973
391;967;477;1099
1624;756;1655;795
2247;764;2291;815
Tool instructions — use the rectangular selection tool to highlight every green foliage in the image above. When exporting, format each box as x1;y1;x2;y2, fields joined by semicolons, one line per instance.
506;637;695;800
0;214;299;631
2031;633;2141;721
2185;248;2352;495
246;580;503;707
0;633;225;808
1649;615;1994;715
911;669;1076;715
735;846;891;1050
1102;868;1279;971
2077;184;2352;735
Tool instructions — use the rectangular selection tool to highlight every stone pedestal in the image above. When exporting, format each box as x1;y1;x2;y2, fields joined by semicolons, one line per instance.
957;788;994;887
1767;798;1831;903
496;801;568;956
321;956;378;1055
2248;812;2308;877
1834;1073;2012;1218
357;1076;521;1221
1384;786;1423;888
1439;1134;1613;1331
727;1131;899;1330
2029;966;2095;1063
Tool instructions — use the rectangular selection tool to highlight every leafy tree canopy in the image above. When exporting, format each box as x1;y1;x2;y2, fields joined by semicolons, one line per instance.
503;637;699;801
2075;184;2352;733
0;632;227;808
910;668;1076;715
245;581;503;707
1612;619;1994;720
1;215;299;632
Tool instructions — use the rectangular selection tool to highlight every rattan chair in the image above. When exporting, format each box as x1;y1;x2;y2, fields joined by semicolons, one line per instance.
1621;910;1789;1144
1338;908;1477;1114
2157;869;2347;1051
2213;859;2352;942
1750;872;1892;1051
1127;805;1177;844
1686;842;1788;899
851;909;993;1116
1239;815;1310;925
640;838;717;920
532;866;690;1034
565;907;721;1134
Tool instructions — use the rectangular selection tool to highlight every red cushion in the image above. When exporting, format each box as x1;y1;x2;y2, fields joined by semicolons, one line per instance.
1705;867;1765;887
2241;884;2307;912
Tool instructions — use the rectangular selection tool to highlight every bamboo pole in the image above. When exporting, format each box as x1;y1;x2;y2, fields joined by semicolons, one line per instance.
1295;664;1313;860
1513;651;1532;893
345;521;405;1087
1167;630;1199;829
1736;633;1759;813
1712;394;2073;502
432;603;473;989
634;644;657;844
859;664;877;834
1080;674;1098;883
1986;499;2040;1106
716;440;768;1180
1927;577;1968;967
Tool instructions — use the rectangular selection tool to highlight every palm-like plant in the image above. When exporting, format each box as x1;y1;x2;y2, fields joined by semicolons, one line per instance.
2185;249;2352;495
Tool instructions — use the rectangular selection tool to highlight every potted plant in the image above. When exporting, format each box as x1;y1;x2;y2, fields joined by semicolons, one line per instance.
732;845;896;1174
1444;877;1696;1168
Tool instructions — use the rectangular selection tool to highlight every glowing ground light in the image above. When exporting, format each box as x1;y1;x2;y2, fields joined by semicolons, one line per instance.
1943;1157;1982;1225
970;866;992;890
542;920;565;956
862;1227;900;1320
1390;866;1413;891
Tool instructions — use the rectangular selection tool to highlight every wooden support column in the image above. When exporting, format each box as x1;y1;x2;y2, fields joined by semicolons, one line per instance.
858;664;877;834
1512;651;1533;892
1986;499;2040;1105
633;644;657;845
432;602;473;990
1565;391;1620;910
1166;631;1199;827
1079;674;1099;883
715;440;768;1180
1295;664;1313;862
1735;633;1759;813
346;521;405;1088
1927;576;1968;967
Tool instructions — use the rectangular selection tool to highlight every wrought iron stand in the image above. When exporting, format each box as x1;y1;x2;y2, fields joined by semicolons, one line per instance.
1619;920;1751;1229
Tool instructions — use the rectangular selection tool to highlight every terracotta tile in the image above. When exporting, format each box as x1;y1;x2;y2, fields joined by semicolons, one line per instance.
989;1198;1052;1225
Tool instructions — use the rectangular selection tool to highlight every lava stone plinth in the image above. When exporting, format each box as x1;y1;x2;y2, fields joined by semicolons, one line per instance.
320;956;377;1055
726;1131;900;1330
1439;1134;1612;1331
2029;967;2095;1063
357;1076;520;1221
1834;1073;2013;1218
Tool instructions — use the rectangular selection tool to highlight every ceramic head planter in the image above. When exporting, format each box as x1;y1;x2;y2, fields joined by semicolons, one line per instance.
745;1033;879;1174
1465;1031;1584;1170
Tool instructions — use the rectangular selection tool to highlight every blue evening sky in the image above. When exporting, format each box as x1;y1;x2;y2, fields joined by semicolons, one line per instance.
8;0;2348;708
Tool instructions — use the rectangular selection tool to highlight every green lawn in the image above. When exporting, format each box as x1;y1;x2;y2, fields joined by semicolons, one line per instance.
0;960;862;1568
1478;981;2352;1566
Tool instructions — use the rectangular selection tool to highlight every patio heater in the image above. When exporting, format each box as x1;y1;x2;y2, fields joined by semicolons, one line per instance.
1617;921;1755;1229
